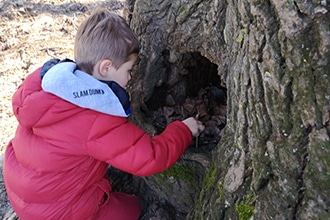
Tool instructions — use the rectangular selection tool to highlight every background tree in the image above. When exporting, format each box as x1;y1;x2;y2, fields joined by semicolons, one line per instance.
129;0;330;219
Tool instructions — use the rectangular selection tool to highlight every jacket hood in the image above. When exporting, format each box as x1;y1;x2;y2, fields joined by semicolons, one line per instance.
41;60;130;117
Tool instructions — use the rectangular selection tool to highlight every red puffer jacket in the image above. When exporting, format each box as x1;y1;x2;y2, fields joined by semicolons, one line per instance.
3;68;192;219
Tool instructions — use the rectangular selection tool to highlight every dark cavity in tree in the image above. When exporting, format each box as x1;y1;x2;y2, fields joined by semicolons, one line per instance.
145;51;227;152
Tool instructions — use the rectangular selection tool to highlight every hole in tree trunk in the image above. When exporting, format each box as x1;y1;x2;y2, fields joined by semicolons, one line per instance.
145;51;227;152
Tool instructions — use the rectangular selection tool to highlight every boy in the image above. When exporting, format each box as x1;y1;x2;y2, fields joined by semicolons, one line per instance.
4;8;204;220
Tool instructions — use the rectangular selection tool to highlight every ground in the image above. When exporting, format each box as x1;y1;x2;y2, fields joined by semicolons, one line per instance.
0;0;126;154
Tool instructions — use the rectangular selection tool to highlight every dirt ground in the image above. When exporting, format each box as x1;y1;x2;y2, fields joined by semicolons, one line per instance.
0;0;126;154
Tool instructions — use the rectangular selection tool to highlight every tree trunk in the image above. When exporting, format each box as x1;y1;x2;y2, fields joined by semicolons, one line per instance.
129;0;330;219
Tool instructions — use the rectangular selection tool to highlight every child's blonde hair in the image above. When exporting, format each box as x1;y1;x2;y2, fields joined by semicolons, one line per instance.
74;8;139;74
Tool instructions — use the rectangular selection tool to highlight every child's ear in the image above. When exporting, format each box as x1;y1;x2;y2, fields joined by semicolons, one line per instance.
99;59;113;77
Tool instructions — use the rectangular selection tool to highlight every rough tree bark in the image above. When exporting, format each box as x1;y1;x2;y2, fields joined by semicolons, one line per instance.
129;0;330;219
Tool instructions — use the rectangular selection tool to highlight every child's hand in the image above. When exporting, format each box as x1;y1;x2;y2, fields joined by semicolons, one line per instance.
182;117;205;137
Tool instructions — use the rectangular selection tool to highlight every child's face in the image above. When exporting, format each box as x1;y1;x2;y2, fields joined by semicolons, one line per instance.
102;54;137;88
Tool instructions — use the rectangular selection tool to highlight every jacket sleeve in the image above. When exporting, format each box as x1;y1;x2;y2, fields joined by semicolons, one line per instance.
87;116;192;176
